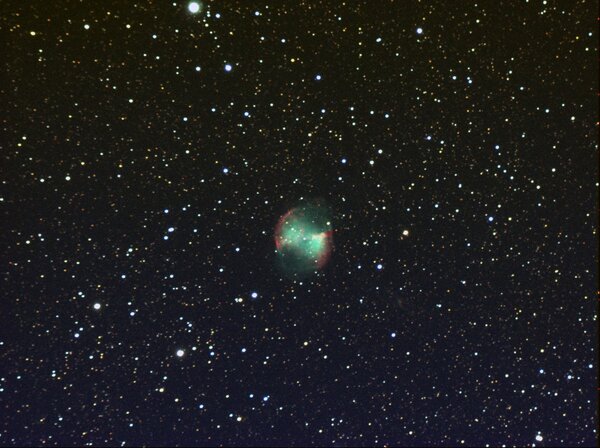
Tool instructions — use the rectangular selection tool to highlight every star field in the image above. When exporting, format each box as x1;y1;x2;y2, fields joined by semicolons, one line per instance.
1;1;598;446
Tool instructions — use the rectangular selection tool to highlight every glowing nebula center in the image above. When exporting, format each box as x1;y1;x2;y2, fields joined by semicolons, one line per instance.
274;203;333;277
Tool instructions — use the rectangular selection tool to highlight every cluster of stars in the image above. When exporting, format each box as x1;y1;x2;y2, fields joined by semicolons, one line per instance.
2;1;595;446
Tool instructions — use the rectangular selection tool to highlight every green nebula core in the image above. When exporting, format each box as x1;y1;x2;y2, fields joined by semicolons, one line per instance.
282;222;324;258
274;203;333;278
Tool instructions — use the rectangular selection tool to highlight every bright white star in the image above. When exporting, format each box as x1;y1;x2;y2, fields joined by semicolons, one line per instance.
188;2;201;14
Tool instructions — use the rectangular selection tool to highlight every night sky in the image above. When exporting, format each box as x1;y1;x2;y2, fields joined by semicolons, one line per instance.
2;1;598;446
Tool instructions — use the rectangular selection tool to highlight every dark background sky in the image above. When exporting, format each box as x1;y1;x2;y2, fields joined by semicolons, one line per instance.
1;0;598;446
